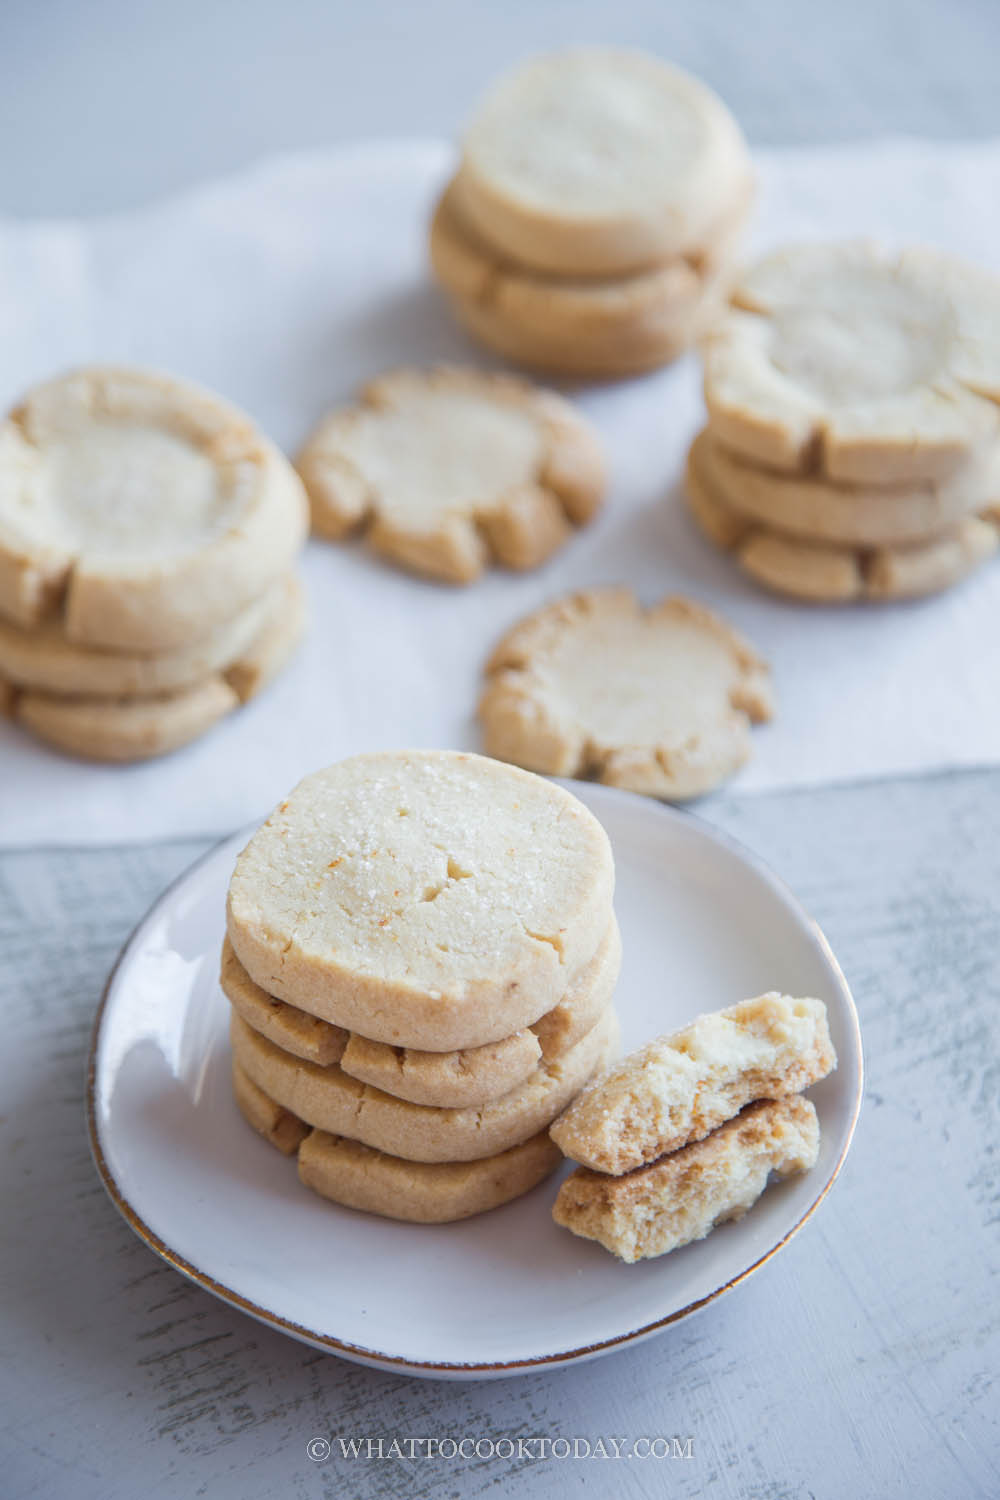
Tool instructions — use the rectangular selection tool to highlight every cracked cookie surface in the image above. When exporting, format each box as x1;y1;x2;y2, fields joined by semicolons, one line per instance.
0;366;308;649
226;750;616;1050
479;588;773;800
296;367;604;583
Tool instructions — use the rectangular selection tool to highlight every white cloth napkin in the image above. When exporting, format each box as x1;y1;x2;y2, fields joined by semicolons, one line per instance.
1;137;1000;848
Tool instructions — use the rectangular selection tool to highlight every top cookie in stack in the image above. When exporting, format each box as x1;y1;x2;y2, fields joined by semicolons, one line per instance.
430;48;753;379
687;242;1000;602
225;749;621;1222
0;367;309;759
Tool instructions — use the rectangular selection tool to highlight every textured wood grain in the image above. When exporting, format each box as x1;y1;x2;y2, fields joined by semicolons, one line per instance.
1;772;998;1498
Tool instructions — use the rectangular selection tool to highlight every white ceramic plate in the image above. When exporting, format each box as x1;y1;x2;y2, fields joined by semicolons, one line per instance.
88;782;862;1379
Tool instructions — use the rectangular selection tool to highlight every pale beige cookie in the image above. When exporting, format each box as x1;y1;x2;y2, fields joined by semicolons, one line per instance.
11;577;304;760
296;367;603;583
230;1006;620;1163
226;750;616;1051
221;937;349;1067
0;367;308;647
703;242;1000;483
299;1126;563;1223
695;429;1000;547
0;575;292;698
339;919;621;1107
454;47;752;276
550;992;835;1173
222;919;620;1108
16;676;240;761
686;435;1000;601
479;587;773;800
431;180;746;377
552;1095;819;1262
450;279;728;379
232;1059;310;1155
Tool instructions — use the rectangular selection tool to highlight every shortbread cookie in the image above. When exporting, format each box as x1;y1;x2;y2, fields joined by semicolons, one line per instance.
16;676;240;761
0;575;291;698
223;918;620;1107
0;367;309;647
221;937;349;1067
431;181;745;377
703;242;1000;483
227;751;616;1050
296;368;604;583
551;993;834;1173
232;1059;311;1155
11;578;304;760
480;588;772;800
686;435;1000;601
454;47;752;276
694;429;999;547
298;1125;563;1223
449;279;728;379
553;1095;819;1262
231;1006;620;1163
338;919;620;1107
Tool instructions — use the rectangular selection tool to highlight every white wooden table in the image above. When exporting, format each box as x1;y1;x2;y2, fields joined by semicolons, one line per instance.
2;4;999;1497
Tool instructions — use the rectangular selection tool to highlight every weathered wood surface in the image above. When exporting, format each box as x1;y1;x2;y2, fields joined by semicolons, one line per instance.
2;771;997;1499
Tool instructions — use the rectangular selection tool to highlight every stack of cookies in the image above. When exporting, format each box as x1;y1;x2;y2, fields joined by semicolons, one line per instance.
225;750;622;1223
687;242;1000;602
551;994;836;1262
430;47;753;379
0;367;309;760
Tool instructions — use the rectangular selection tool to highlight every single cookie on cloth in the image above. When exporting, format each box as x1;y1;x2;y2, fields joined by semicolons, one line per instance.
686;433;1000;602
550;993;835;1173
226;751;616;1051
552;1096;819;1263
430;182;745;379
479;587;772;800
0;366;308;647
230;1006;620;1163
296;368;604;583
452;47;752;276
703;242;1000;484
222;918;621;1108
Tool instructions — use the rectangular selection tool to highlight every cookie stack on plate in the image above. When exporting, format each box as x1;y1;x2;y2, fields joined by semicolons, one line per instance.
224;749;622;1223
0;366;309;760
430;47;753;379
687;242;1000;602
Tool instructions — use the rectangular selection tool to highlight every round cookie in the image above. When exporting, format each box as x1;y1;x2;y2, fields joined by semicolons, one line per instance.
0;575;291;698
223;918;621;1108
685;440;1000;602
10;576;305;760
430;181;747;378
230;1005;620;1163
0;367;308;648
449;292;723;379
703;242;1000;484
479;588;773;800
454;47;752;275
296;367;604;584
298;1126;563;1224
693;429;1000;547
226;750;616;1050
232;1059;311;1156
15;676;239;761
